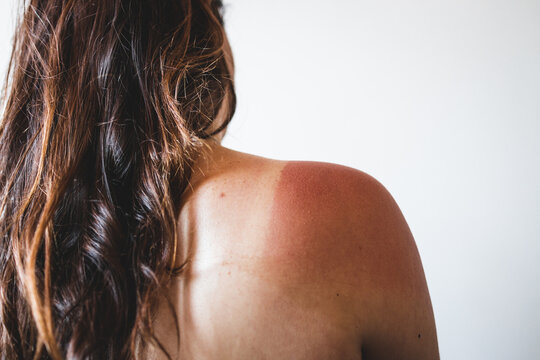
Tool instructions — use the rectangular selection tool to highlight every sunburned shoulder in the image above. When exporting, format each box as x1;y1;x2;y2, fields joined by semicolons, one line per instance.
196;148;418;278
265;160;402;272
264;160;440;360
185;148;439;359
191;148;408;281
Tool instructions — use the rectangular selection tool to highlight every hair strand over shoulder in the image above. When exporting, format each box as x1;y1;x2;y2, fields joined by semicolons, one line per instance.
0;1;236;359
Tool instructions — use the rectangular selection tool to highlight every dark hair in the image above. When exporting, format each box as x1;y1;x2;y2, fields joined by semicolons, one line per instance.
0;0;235;358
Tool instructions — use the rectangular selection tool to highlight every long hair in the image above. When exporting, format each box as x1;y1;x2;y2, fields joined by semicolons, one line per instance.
0;0;236;358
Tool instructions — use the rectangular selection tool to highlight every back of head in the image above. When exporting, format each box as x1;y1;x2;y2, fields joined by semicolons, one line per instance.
0;0;235;359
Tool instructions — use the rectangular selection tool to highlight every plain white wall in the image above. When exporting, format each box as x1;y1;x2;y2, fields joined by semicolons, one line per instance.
1;1;539;359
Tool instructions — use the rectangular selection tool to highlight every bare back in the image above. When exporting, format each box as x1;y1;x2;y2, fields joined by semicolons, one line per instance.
143;144;439;360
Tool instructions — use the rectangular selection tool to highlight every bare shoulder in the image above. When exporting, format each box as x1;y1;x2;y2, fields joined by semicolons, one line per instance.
266;160;440;360
179;147;439;359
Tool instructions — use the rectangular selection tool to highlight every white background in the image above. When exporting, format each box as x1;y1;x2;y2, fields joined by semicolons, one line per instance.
1;1;539;359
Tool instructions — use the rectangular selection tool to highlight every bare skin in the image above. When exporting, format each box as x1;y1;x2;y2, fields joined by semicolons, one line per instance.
144;141;440;360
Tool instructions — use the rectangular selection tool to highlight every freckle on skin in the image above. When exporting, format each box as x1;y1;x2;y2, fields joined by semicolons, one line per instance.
418;334;421;339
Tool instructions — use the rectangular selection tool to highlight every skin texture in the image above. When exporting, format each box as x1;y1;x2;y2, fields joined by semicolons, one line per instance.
145;143;440;360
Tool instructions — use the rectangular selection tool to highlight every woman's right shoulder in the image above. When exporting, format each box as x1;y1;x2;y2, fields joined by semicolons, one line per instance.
187;146;397;273
203;148;414;287
185;147;439;358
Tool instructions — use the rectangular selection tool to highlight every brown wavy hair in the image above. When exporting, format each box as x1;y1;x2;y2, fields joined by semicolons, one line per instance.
0;0;235;359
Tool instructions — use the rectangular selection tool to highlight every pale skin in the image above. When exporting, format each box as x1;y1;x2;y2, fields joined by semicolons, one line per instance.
143;34;440;360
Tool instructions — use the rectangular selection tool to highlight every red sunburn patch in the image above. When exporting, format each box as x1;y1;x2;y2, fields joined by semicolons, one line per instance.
263;161;368;276
262;161;412;292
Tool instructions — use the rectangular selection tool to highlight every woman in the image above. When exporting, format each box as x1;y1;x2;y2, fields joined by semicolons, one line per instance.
0;1;439;359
